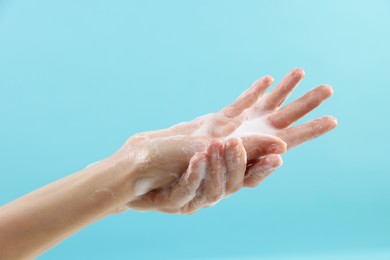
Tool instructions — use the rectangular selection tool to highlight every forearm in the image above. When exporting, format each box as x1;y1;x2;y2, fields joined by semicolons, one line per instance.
0;156;134;259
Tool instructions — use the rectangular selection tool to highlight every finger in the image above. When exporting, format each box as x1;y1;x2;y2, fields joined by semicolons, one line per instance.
260;68;305;111
222;76;274;118
202;140;225;202
127;152;207;212
240;135;287;162
277;115;338;149
224;137;247;195
268;85;334;129
181;140;226;213
243;154;283;188
167;152;207;209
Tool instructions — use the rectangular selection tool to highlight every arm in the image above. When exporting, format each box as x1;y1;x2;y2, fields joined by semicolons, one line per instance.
0;156;135;259
0;134;286;259
0;68;337;258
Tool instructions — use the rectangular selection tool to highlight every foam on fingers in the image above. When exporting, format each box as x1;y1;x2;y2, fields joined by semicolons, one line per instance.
240;134;287;161
244;154;283;188
168;152;208;209
224;137;247;195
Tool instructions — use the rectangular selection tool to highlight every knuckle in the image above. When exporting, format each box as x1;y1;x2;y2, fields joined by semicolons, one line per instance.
245;91;258;103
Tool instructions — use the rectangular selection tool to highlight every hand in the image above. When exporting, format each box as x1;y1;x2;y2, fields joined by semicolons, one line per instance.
113;133;286;214
142;68;336;142
135;68;337;187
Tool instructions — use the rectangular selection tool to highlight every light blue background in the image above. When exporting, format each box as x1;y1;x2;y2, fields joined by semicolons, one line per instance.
0;0;389;259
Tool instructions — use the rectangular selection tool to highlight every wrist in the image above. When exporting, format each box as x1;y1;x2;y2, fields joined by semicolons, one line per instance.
84;154;138;215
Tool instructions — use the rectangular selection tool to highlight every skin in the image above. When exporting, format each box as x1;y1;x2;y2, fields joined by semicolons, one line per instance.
141;68;337;187
125;135;286;214
0;68;337;259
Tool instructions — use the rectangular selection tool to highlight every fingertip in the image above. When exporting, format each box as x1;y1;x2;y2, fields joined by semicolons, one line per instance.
280;140;288;154
243;181;257;188
328;115;338;128
243;155;281;188
262;75;274;85
188;154;207;182
318;84;334;97
333;117;338;127
322;115;338;128
291;68;305;78
224;137;247;167
270;136;288;154
225;137;241;149
265;154;283;168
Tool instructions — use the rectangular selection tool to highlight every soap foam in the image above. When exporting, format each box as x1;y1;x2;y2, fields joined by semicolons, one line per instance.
191;110;277;139
226;116;276;138
123;107;278;212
